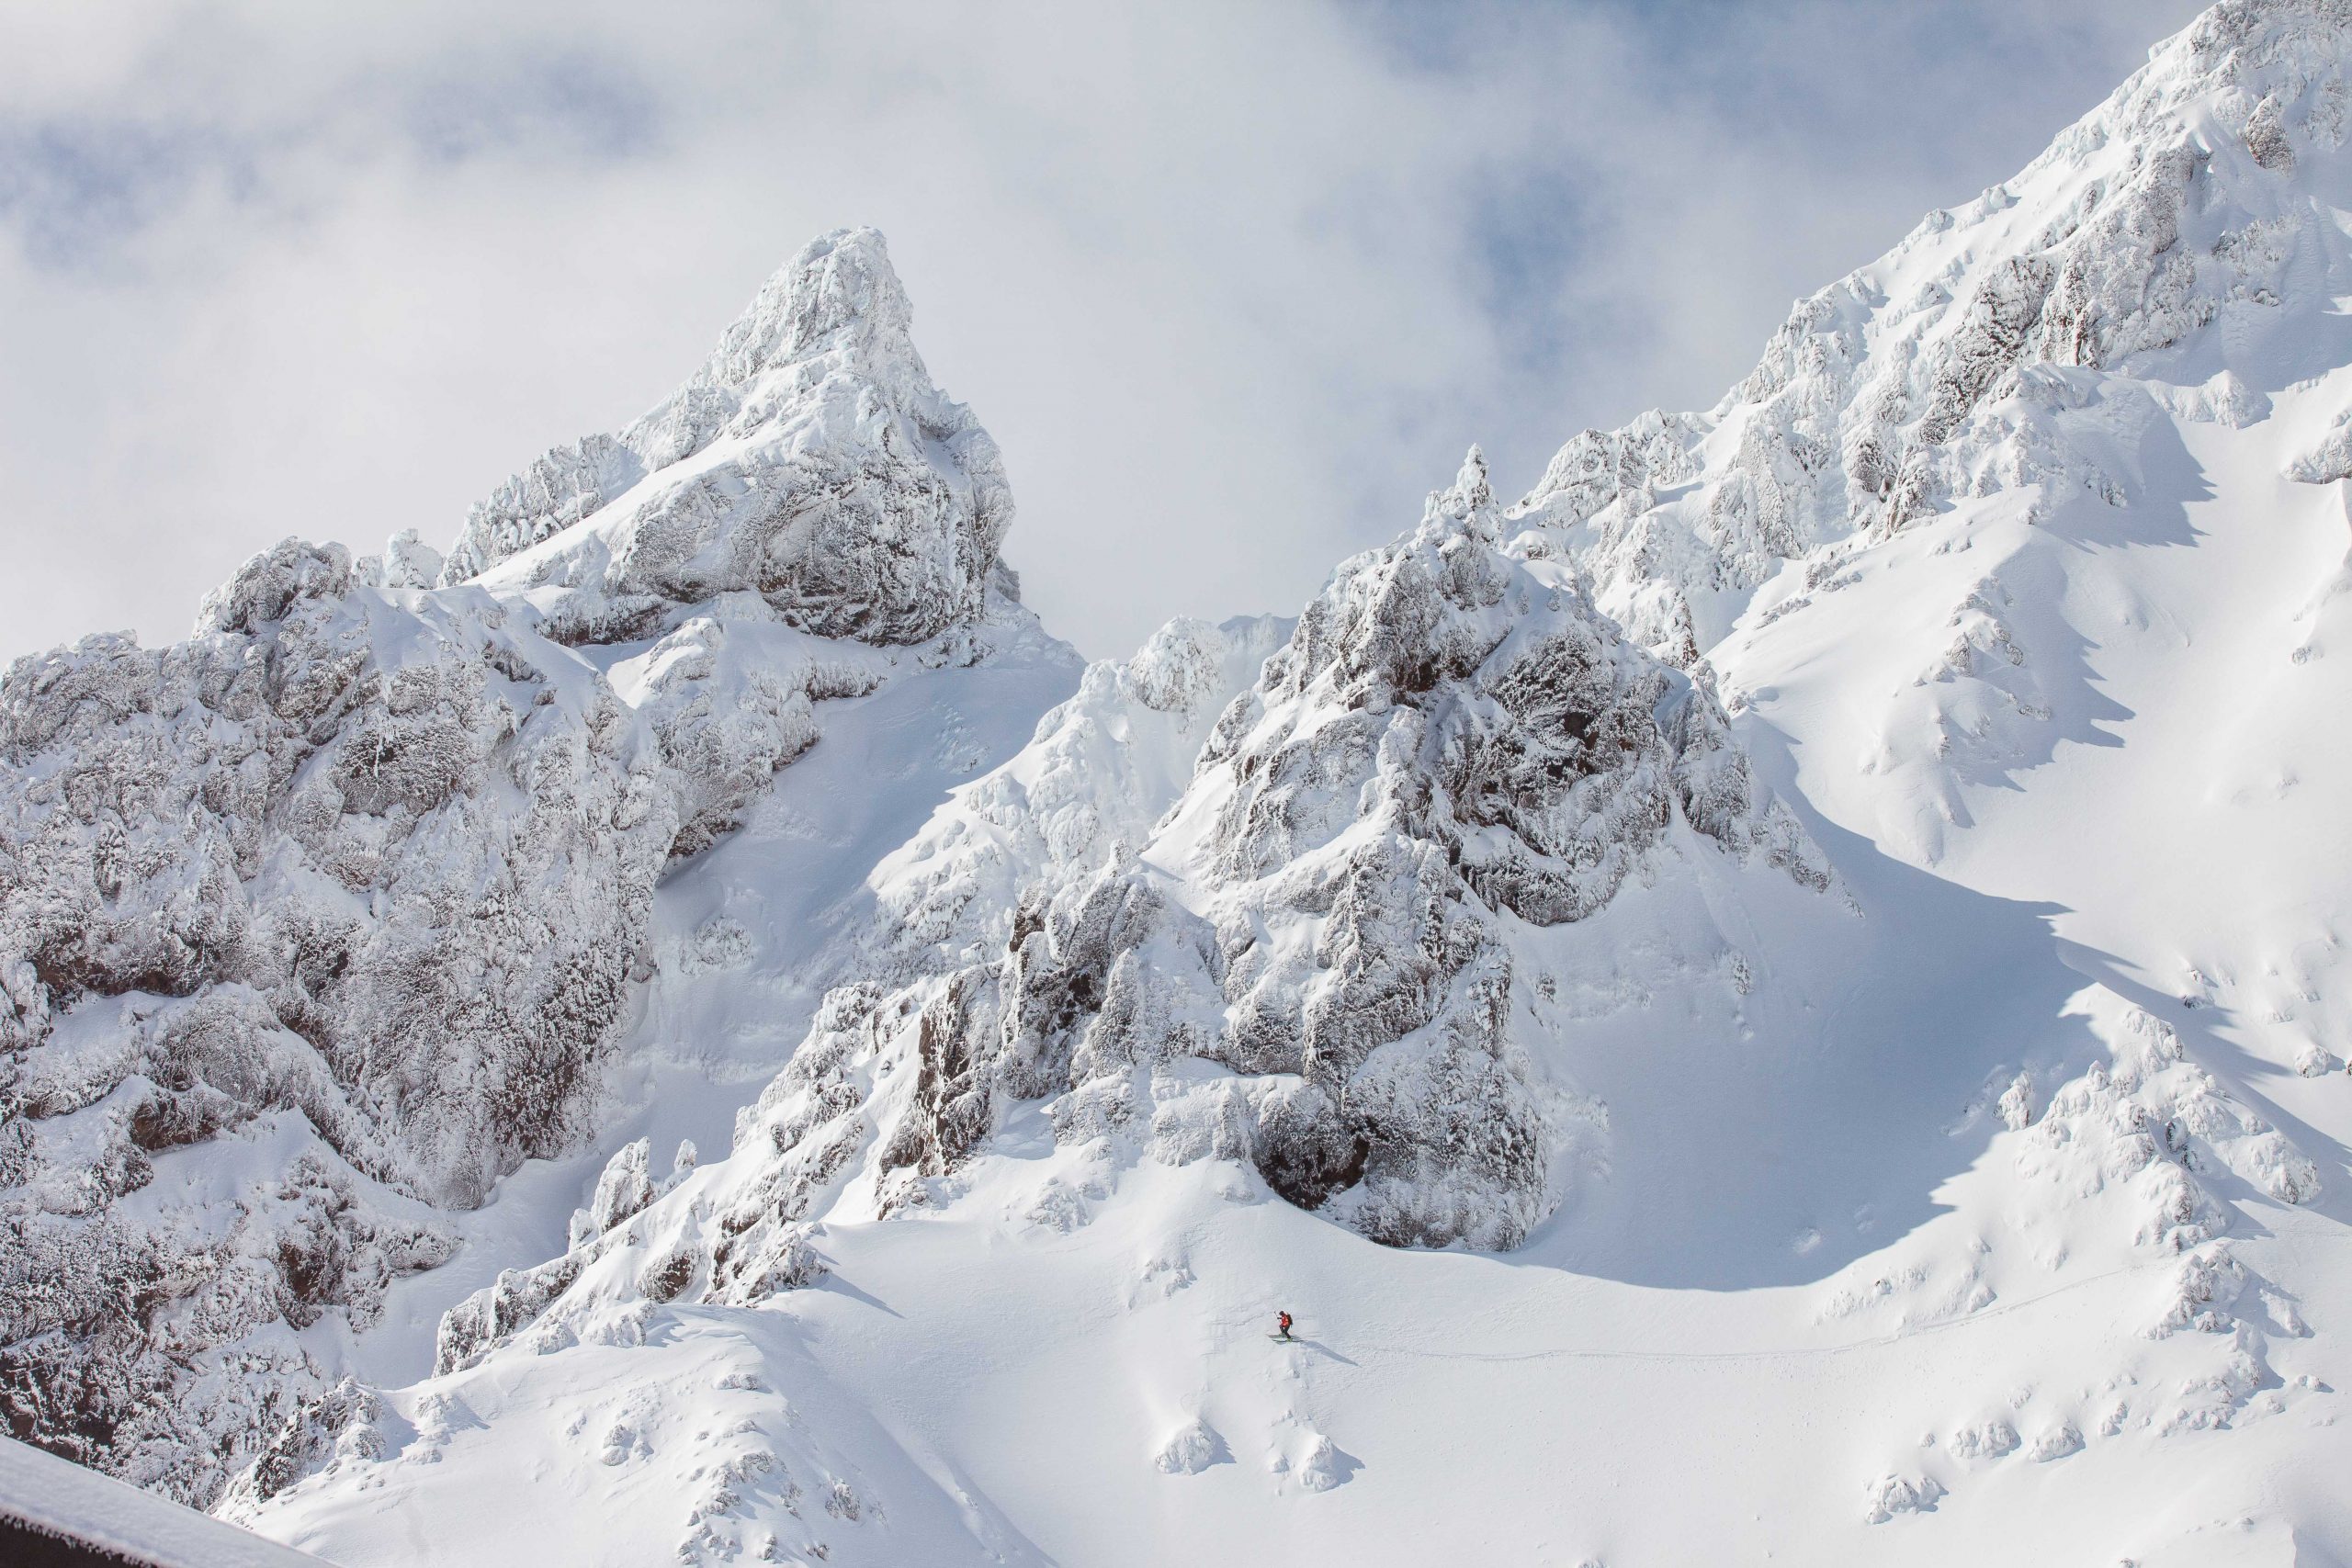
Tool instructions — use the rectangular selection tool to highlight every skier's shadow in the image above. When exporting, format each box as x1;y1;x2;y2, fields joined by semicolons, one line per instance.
1279;1337;1359;1366
813;1271;904;1318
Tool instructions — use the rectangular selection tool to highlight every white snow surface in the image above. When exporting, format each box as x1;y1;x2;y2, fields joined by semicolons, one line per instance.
10;2;2352;1564
0;1433;327;1565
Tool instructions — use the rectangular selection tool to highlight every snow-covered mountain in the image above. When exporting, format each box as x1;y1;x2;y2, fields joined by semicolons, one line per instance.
10;2;2352;1562
0;227;1078;1510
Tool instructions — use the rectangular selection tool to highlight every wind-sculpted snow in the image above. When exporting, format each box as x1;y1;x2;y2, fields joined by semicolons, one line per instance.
1517;0;2352;666
0;539;675;1504
445;228;1012;649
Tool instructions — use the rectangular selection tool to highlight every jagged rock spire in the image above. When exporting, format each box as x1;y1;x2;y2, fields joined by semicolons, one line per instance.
442;227;1012;648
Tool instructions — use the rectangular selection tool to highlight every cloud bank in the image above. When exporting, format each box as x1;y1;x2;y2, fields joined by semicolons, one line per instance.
0;0;2201;661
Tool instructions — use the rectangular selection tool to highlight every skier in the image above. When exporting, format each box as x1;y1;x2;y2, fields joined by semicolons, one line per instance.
1275;1310;1295;1341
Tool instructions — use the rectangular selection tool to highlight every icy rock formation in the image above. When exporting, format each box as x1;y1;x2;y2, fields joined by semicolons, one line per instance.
445;228;1012;649
821;456;1812;1253
355;528;446;592
1516;0;2352;663
0;539;674;1503
0;220;1059;1506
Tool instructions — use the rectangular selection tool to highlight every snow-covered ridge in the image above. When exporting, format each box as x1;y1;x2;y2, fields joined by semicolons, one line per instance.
442;227;1013;649
1517;0;2352;664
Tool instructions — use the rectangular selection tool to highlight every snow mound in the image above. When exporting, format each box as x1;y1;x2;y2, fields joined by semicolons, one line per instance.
1150;1417;1227;1475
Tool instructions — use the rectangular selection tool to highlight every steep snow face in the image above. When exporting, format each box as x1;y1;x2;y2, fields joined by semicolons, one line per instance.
1517;0;2352;665
0;540;673;1504
443;228;1013;649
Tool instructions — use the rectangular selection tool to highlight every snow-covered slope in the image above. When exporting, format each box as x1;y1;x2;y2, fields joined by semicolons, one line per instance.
231;6;2352;1565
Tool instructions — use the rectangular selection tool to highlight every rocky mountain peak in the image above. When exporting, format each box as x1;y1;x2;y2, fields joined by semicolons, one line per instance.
710;227;919;391
437;227;1011;649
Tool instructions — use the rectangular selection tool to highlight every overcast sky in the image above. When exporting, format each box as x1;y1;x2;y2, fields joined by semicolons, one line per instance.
0;0;2206;663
